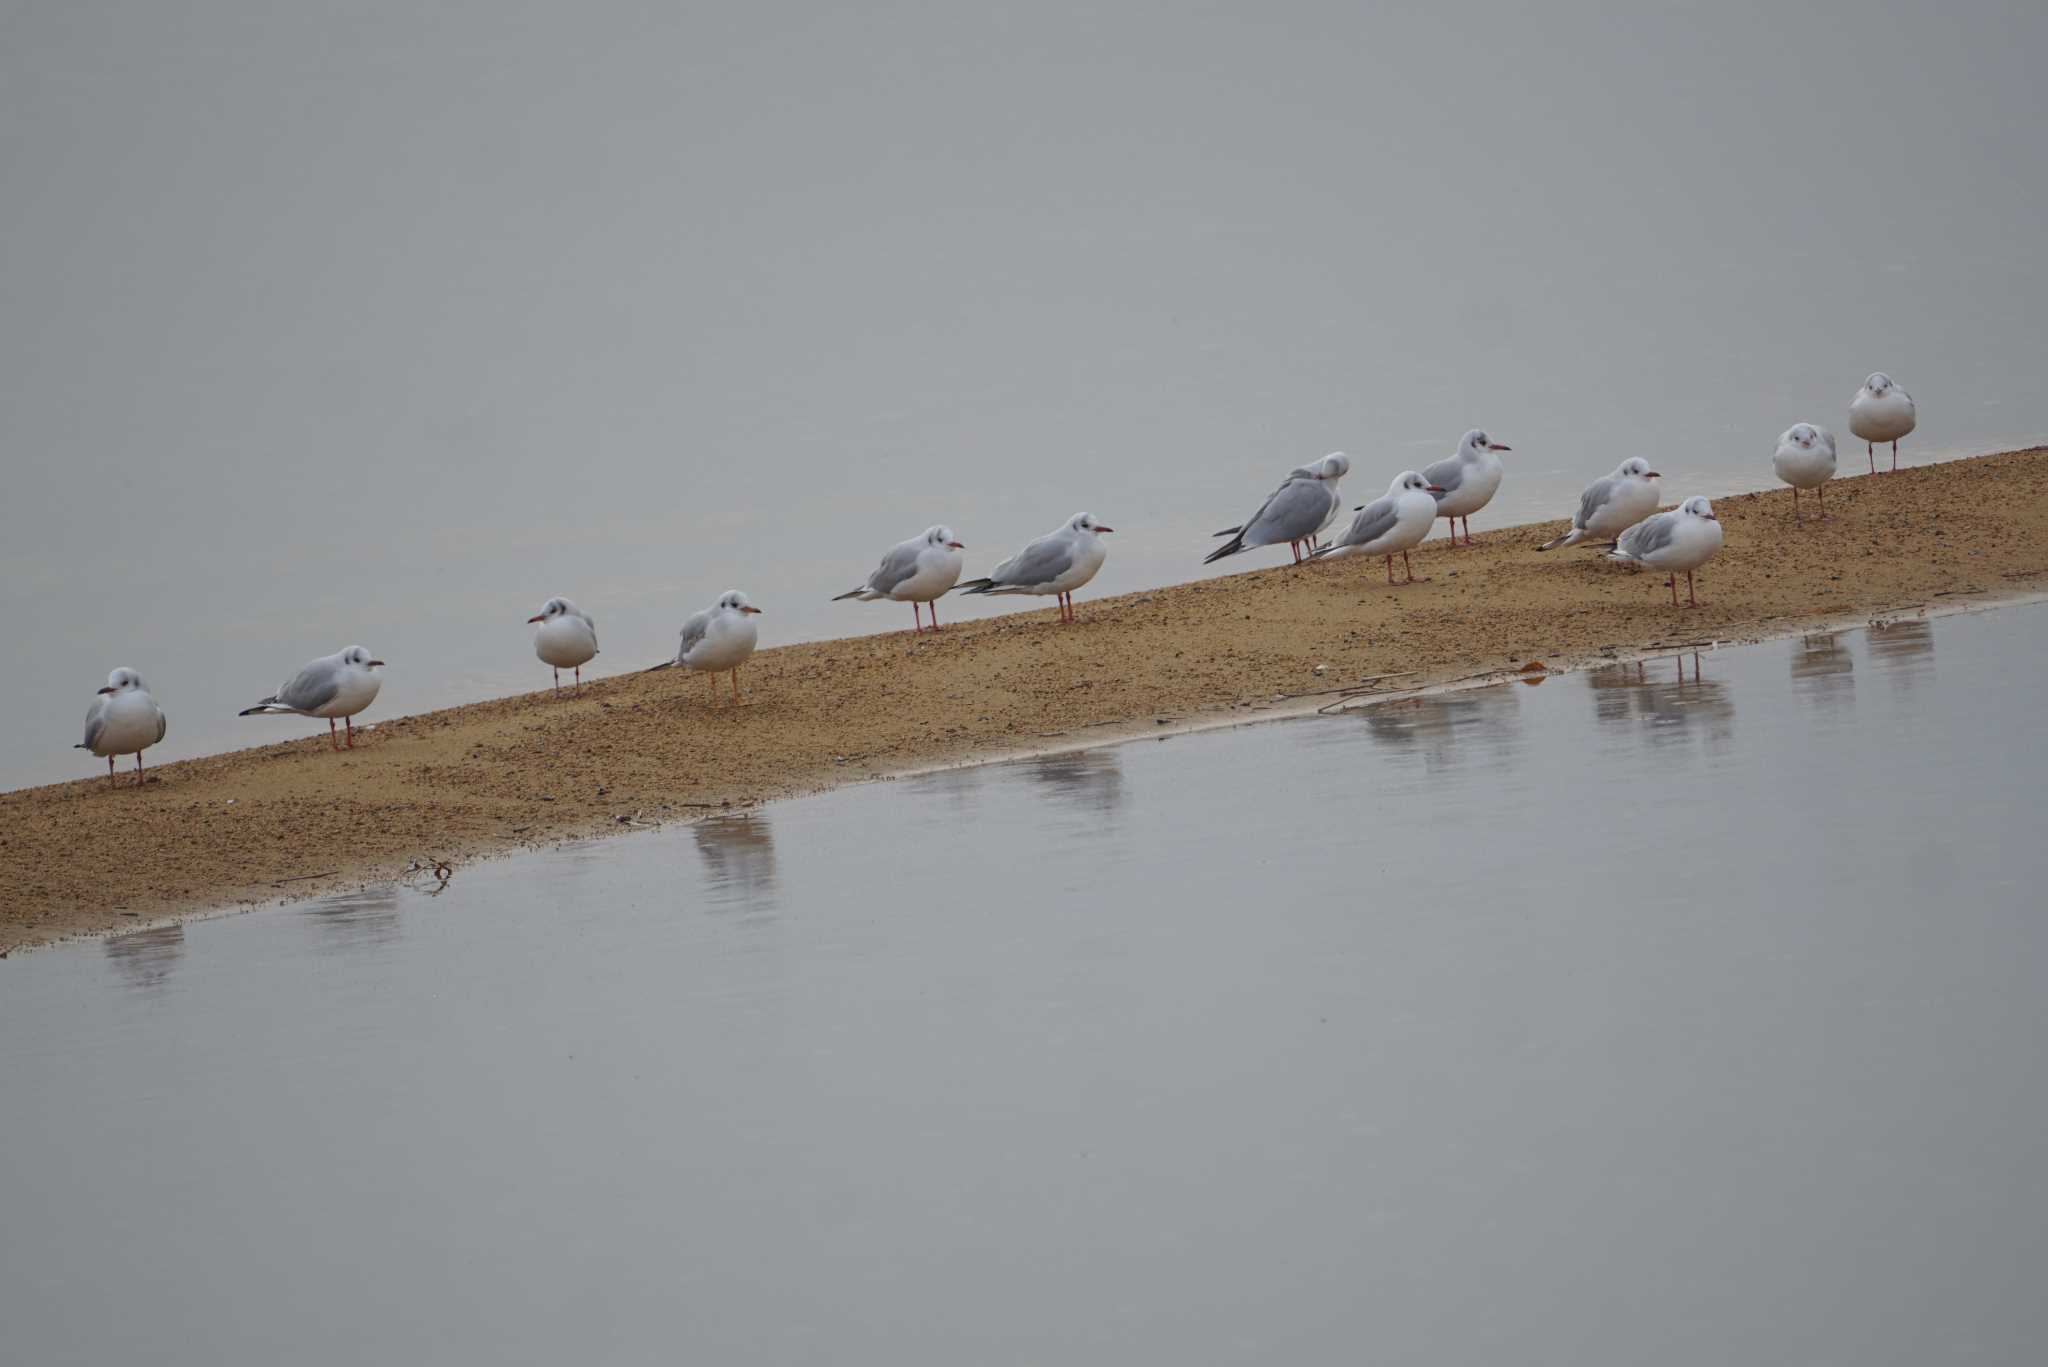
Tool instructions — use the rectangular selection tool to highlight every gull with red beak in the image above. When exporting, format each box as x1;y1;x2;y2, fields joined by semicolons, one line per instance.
527;596;599;694
1422;428;1512;546
832;525;967;633
1599;497;1724;607
238;645;385;749
1772;424;1837;523
955;512;1113;623
1310;471;1442;583
76;667;167;786
1536;457;1662;550
1848;372;1916;474
647;590;762;705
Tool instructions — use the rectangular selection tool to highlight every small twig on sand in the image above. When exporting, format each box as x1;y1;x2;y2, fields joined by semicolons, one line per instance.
272;870;339;885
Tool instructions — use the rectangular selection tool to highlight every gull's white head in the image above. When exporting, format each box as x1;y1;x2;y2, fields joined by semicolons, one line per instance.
1783;424;1823;451
341;645;386;669
97;667;146;696
1680;497;1717;521
1069;512;1115;535
1619;457;1660;479
717;590;763;616
1862;372;1895;396
1318;453;1351;480
528;596;576;623
925;525;966;550
1460;429;1512;457
1394;470;1443;494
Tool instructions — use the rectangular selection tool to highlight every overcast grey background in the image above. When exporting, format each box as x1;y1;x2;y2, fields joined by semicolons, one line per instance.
5;0;2045;785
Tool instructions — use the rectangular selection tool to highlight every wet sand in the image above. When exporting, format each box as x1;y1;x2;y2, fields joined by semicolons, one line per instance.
6;447;2045;952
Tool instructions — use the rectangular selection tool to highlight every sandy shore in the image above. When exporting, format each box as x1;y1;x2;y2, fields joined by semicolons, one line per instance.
6;447;2045;953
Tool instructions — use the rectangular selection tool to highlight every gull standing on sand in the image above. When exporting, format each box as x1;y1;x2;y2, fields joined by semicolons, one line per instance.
648;590;762;704
238;646;385;749
1206;453;1349;565
77;668;167;786
1423;429;1512;545
1772;423;1837;523
1309;471;1442;583
1849;372;1916;473
1536;458;1662;550
528;597;599;694
956;512;1113;623
832;525;966;633
1601;497;1723;607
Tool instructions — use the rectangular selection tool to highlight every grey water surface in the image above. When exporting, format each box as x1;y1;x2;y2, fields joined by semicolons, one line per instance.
7;0;2048;785
4;605;2046;1365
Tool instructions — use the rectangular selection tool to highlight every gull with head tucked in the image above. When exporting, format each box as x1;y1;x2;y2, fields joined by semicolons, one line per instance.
1309;471;1442;583
833;525;966;634
648;590;762;705
1848;372;1915;474
956;512;1113;623
77;667;167;786
1536;458;1662;551
1206;453;1349;565
1600;497;1723;607
238;646;385;749
528;596;599;694
1772;424;1837;523
1422;429;1512;546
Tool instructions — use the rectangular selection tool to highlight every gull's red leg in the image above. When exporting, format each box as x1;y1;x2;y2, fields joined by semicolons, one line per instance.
329;719;339;750
1384;555;1395;584
346;716;355;749
107;755;115;785
574;666;583;692
1892;440;1899;473
730;669;741;704
553;667;561;695
136;752;144;785
1687;571;1699;608
930;600;941;630
1667;575;1678;606
1867;442;1875;475
1792;488;1801;524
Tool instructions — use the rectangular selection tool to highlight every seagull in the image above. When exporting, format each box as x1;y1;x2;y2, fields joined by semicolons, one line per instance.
77;668;167;786
1772;423;1837;524
1600;497;1723;606
527;597;598;694
832;525;966;633
1536;458;1662;550
956;512;1113;623
1423;429;1511;546
1206;453;1349;565
1308;471;1442;583
647;590;762;705
1848;372;1916;473
238;646;385;749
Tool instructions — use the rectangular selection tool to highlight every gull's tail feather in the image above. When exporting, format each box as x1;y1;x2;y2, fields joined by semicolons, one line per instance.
1212;524;1243;537
1203;531;1248;565
831;587;866;601
643;659;677;672
73;743;88;749
955;577;997;595
238;698;292;716
1536;528;1584;551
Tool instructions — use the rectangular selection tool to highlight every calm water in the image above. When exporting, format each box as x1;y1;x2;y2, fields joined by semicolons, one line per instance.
4;605;2045;1365
6;1;2048;784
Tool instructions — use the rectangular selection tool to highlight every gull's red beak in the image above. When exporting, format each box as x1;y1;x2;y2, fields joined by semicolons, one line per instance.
1096;526;1115;533
1646;471;1662;479
948;541;965;550
367;660;387;667
526;614;545;623
97;685;117;695
1427;485;1446;493
1488;442;1512;452
742;606;763;615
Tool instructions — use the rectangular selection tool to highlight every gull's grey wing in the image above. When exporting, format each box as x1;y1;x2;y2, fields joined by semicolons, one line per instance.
676;607;715;660
1575;477;1621;530
81;697;107;751
1243;477;1333;546
867;541;926;597
1421;455;1465;500
275;658;344;714
1618;511;1678;558
1339;495;1401;550
154;707;168;744
993;533;1076;587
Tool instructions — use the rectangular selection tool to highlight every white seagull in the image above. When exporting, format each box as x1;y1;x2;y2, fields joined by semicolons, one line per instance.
77;667;167;786
238;645;385;749
1422;429;1512;545
1772;423;1837;524
1848;372;1916;474
1309;471;1443;583
648;590;762;705
832;525;967;633
1601;497;1724;607
1536;458;1662;550
1206;453;1350;565
956;512;1113;623
527;596;599;694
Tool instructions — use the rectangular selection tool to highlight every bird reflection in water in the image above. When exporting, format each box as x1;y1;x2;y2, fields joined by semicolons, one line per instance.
1020;749;1125;821
1867;619;1935;692
302;888;405;956
103;923;186;993
1790;633;1855;705
1358;685;1523;775
1586;652;1735;750
692;813;780;910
